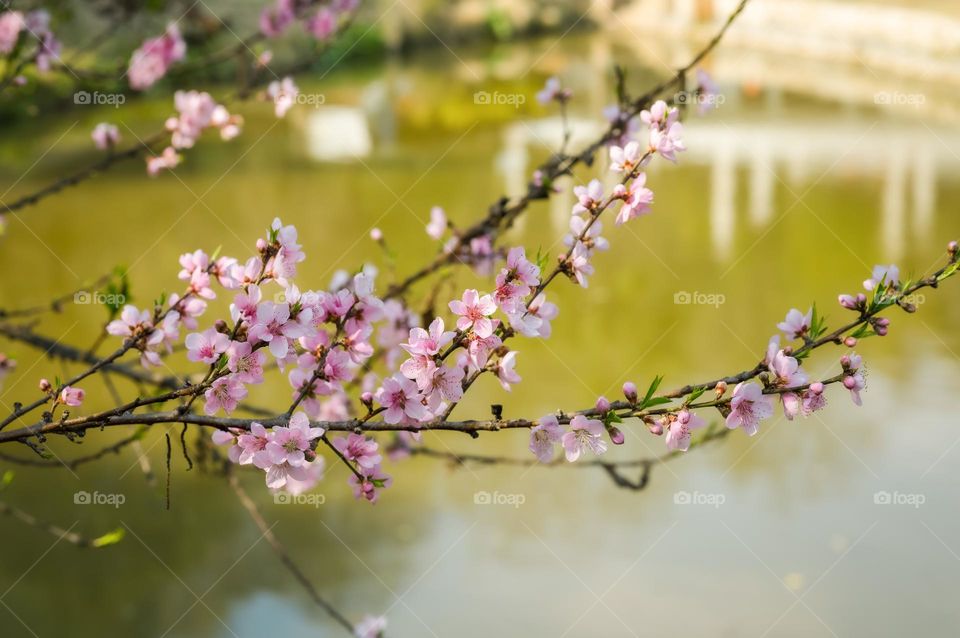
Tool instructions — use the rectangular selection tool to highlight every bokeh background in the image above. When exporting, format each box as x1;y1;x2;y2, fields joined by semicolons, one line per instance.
1;0;959;636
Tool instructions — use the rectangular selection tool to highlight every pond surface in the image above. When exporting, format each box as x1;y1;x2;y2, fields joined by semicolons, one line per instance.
1;29;959;638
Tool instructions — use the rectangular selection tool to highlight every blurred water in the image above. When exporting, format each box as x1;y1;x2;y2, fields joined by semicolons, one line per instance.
0;30;959;638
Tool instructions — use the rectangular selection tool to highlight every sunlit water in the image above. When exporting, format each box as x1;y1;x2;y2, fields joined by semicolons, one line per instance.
1;29;959;638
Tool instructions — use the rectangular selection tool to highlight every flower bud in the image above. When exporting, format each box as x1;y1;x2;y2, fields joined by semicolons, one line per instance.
256;238;268;252
622;381;638;404
809;381;824;394
370;228;383;242
875;325;888;336
676;409;691;425
875;317;890;327
360;391;374;408
608;426;625;445
595;396;611;413
856;293;867;305
38;378;51;392
838;294;858;310
843;376;857;390
840;355;851;369
949;240;958;256
214;319;229;333
648;421;663;436
714;381;727;398
843;336;857;347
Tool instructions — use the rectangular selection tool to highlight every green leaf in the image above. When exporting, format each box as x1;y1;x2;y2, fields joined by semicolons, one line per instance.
686;388;706;404
90;528;126;548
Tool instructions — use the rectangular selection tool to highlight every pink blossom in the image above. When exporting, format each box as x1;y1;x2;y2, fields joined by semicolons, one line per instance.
529;414;563;462
226;341;267;384
230;284;262;324
509;293;558;339
278;459;325;495
0;11;24;55
863;264;900;291
768;350;809;388
128;23;186;90
801;382;827;416
266;412;324;467
665;409;706;452
236;422;273;468
496;351;521;391
842;353;866;405
186;328;230;364
561;415;607;462
463;332;502;370
106;305;152;339
648;122;686;163
564;216;609;252
613;173;654;225
248;302;304;358
306;7;337;40
349;465;392;503
419;363;464;411
324;349;354;384
267;77;298;118
572;179;604;215
59;385;84;407
91;123;120;150
146;146;182;176
536;76;571;104
333;433;382;469
260;0;295;37
569;242;594;288
204;375;247;415
777;307;812;340
376;375;428;424
725;382;774;436
609;141;642;173
449;289;497;338
400;318;454;384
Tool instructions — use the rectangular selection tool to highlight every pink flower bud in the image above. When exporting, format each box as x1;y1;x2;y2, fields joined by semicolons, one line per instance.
840;355;851;368
256;238;267;252
714;381;727;397
843;376;857;390
595;396;611;413
38;378;51;392
360;391;373;407
838;294;858;310
948;240;958;254
876;317;890;327
856;293;867;304
370;228;383;241
843;336;857;347
648;422;663;436
809;381;824;394
622;382;638;404
608;426;625;445
875;325;888;336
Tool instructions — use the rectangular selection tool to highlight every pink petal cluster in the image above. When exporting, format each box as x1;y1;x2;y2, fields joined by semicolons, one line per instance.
128;23;186;90
91;123;120;150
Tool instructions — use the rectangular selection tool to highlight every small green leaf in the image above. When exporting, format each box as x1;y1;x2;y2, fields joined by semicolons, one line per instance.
90;528;126;548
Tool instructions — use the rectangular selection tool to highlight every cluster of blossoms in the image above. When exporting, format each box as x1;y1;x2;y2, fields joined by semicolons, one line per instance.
212;412;326;491
128;23;186;91
0;9;60;75
140;90;242;175
259;0;358;39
